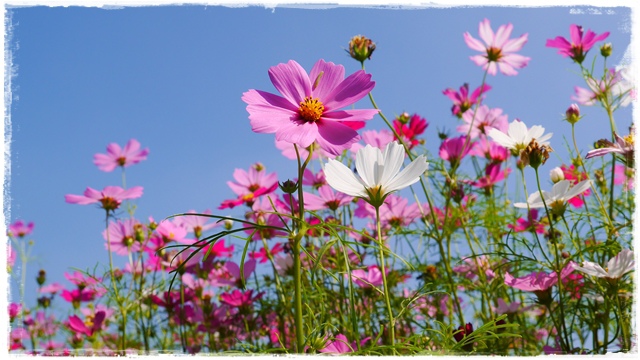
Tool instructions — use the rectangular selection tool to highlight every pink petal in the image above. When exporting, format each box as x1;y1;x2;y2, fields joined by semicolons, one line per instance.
123;139;141;156
322;70;375;110
569;24;582;46
502;33;528;53
65;194;97;205
268;60;310;105
478;18;495;46
243;89;298;134
463;32;486;52
316;120;359;156
308;59;345;102
275;121;318;148
493;23;513;48
322;109;379;122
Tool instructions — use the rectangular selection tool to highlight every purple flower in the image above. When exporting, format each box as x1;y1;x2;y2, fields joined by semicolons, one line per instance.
443;83;491;117
242;59;378;156
93;139;149;172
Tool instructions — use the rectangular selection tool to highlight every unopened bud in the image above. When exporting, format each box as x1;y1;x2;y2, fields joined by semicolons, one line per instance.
520;139;552;169
279;179;298;194
600;43;612;58
347;35;376;63
36;269;47;286
550;167;565;183
565;104;581;124
223;219;234;230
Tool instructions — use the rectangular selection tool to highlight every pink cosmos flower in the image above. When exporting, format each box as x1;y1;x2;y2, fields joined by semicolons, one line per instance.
219;259;257;288
152;219;189;245
453;255;496;281
242;59;378;156
469;137;509;163
64;271;101;289
504;262;576;299
614;164;634;190
304;185;353;211
560;165;591;207
67;310;106;337
508;209;545;234
7;220;34;238
349;265;383;288
355;194;421;230
586;131;634;165
9;303;21;322
443;83;491;117
65;185;143;211
458;105;508;139
39;282;64;294
250;242;284;263
219;289;262;308
464;18;530;76
243;197;289;240
319;334;354;354
103;218;142;255
219;163;278;209
349;129;394;156
546;24;609;64
173;209;220;238
302;168;326;188
275;139;330;160
469;163;510;191
93;139;149;172
393;113;428;149
7;244;16;271
439;136;472;168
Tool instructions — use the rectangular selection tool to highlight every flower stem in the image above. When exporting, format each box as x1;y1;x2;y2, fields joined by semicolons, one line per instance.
375;205;395;353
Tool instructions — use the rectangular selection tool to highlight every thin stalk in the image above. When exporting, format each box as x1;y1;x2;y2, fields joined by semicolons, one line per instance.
375;206;395;352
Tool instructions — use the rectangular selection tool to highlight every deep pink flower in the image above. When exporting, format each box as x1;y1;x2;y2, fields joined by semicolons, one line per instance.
60;288;98;306
93;139;149;172
219;259;257;288
439;136;472;168
561;164;591;207
348;265;383;288
469;163;510;190
242;59;378;156
458;105;508;139
67;310;105;337
443;83;491;117
546;24;609;64
304;185;353;211
250;242;284;263
219;289;262;308
65;185;143;211
393;113;428;149
7;220;34;238
464;18;530;76
453;323;474;351
64;271;100;289
319;334;354;354
508;209;545;234
219;163;278;209
9;303;21;322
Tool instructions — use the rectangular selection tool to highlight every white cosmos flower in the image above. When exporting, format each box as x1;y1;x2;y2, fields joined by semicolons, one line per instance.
514;179;592;215
574;249;635;279
487;119;553;153
324;141;428;207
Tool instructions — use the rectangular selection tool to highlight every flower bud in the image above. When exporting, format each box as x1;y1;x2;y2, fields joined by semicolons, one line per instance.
600;43;612;58
565;104;581;124
347;35;376;63
223;218;234;230
36;269;47;286
279;179;298;194
453;323;474;351
549;167;565;183
396;112;411;125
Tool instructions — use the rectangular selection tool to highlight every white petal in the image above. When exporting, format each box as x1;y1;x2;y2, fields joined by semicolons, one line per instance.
563;180;592;200
384;155;428;194
508;120;529;144
356;144;382;188
574;262;609;278
551;180;572;200
379;142;405;187
324;159;367;197
607;249;635;278
488;128;516;149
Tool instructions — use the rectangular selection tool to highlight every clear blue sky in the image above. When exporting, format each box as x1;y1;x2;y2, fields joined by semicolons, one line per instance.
5;5;633;306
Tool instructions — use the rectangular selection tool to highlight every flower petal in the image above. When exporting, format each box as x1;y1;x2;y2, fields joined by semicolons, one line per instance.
324;159;367;197
323;70;375;110
268;60;311;105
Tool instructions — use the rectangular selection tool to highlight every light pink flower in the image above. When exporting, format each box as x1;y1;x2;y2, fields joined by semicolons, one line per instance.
39;283;64;294
615;164;634;190
469;163;510;190
93;139;149;172
7;220;34;238
104;218;142;255
349;129;395;156
504;262;576;293
219;163;278;210
302;168;326;188
586;132;634;166
458;105;508;139
173;209;220;238
546;24;609;64
304;185;353;211
464;18;530;76
443;83;491;117
219;259;257;288
65;185;143;211
453;255;496;281
242;59;378;156
469;137;509;163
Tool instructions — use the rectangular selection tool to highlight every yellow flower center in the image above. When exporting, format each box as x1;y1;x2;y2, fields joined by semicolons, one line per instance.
298;97;324;123
624;133;634;146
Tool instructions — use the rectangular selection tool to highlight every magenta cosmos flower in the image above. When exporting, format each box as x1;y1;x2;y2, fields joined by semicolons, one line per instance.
443;83;491;118
93;139;149;172
464;18;530;76
242;59;378;156
65;186;143;211
7;220;34;238
546;24;609;64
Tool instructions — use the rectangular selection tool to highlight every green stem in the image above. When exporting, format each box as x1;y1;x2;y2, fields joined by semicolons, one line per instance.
375;206;395;353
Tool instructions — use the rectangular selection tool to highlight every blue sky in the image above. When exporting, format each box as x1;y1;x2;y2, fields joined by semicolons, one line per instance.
4;5;634;307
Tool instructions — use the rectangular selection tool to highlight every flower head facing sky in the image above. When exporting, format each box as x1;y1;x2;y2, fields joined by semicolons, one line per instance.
324;141;428;207
574;249;634;280
8;220;34;238
93;139;149;172
443;83;491;118
464;18;530;76
546;24;610;64
514;179;592;216
487;119;552;155
242;59;378;156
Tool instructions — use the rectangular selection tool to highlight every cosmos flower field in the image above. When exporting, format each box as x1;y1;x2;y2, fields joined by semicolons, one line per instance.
6;19;636;355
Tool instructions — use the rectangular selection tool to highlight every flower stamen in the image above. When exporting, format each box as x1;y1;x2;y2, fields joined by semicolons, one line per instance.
299;97;324;123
